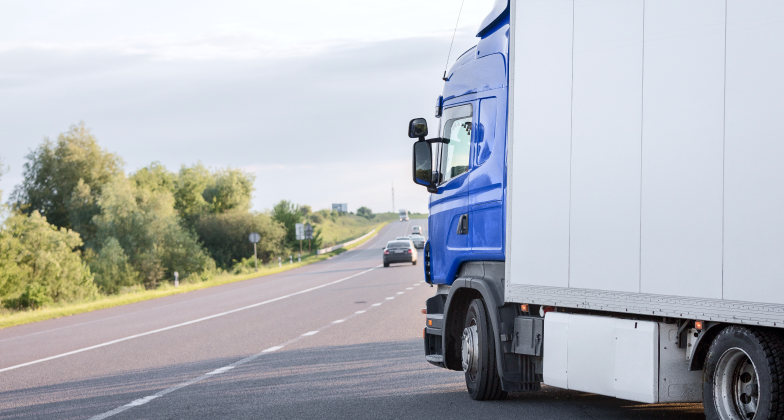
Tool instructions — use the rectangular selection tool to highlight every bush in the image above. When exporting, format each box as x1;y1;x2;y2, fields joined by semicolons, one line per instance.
4;283;53;310
0;211;96;308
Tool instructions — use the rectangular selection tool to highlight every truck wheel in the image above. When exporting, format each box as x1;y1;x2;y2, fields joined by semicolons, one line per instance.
704;326;784;420
462;298;506;400
383;262;389;267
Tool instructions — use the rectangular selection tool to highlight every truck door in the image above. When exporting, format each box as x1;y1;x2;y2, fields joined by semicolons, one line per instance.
469;97;504;254
429;103;474;283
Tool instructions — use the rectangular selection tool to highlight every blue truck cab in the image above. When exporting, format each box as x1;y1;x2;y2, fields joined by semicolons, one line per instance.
409;0;529;401
423;1;509;286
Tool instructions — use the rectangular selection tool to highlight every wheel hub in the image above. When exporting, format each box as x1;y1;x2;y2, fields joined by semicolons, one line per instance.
462;324;479;380
714;347;760;420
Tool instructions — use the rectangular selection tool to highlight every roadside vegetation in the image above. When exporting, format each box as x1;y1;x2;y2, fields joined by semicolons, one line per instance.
0;123;416;325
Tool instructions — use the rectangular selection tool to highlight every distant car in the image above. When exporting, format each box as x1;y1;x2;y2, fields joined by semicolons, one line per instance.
412;226;422;235
409;234;425;248
396;236;413;241
383;240;417;267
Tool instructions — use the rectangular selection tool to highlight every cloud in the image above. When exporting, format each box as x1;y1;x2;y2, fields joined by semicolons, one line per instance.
0;23;484;214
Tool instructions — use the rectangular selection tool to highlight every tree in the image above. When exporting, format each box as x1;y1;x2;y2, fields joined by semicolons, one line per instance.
86;237;139;294
173;163;212;225
202;168;255;214
356;206;374;219
0;211;96;308
271;200;302;249
10;123;124;243
91;176;215;288
131;162;176;195
194;210;286;269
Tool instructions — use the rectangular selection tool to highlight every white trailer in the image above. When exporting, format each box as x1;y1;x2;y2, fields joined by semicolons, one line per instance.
505;0;784;417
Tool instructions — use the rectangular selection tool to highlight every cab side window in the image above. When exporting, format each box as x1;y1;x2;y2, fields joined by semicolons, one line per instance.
439;104;473;183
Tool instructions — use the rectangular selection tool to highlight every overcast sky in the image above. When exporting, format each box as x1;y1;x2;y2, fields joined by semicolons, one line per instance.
0;0;495;214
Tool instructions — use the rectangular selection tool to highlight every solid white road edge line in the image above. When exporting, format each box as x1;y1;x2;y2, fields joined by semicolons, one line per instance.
0;265;382;374
87;294;392;420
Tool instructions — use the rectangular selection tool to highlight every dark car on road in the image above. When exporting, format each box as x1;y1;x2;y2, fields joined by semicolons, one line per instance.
408;234;425;248
383;240;417;267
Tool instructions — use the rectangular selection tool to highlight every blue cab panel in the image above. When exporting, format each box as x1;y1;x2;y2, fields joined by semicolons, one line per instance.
427;13;510;285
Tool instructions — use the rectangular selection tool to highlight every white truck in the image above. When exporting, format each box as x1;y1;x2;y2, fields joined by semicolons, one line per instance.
411;1;784;419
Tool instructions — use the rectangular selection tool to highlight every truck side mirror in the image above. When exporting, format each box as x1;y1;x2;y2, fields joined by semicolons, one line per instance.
408;118;428;139
413;141;436;190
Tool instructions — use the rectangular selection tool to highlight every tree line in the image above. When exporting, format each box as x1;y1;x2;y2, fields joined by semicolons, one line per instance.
0;123;369;310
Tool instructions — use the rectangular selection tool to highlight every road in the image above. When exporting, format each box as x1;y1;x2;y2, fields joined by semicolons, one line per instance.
0;220;704;419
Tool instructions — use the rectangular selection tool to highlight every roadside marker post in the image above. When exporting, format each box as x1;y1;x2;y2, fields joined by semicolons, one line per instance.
249;232;261;272
174;272;179;287
298;253;301;263
278;257;281;267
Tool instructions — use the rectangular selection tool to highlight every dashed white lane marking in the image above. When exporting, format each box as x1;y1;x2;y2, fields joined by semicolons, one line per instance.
206;366;234;375
396;292;404;295
126;396;157;407
414;284;420;286
0;265;382;374
371;303;382;307
88;293;398;420
332;319;345;324
406;288;413;290
385;297;395;300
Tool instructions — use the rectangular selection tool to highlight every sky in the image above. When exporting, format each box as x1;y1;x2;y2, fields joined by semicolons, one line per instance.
0;0;496;214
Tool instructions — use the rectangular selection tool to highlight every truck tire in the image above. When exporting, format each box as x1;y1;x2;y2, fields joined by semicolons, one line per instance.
462;298;506;400
413;260;417;266
704;325;784;420
383;262;389;267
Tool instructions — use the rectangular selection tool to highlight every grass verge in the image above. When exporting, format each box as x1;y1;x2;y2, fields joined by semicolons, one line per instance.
0;222;389;330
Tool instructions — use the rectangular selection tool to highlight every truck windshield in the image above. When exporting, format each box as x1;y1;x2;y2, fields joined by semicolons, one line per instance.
439;104;473;183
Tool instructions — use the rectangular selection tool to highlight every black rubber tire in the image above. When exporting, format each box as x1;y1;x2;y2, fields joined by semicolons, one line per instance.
704;325;784;420
463;298;506;401
383;262;389;267
413;260;417;266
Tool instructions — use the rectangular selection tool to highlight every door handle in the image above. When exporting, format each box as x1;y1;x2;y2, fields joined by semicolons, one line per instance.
456;214;469;235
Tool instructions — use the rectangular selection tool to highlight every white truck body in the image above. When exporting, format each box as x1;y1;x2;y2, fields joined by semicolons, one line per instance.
504;0;784;404
506;0;784;327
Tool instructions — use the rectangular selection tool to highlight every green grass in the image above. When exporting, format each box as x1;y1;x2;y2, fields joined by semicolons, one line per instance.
315;212;427;247
0;223;388;330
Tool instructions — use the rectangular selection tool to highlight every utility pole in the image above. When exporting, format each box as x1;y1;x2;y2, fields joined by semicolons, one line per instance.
391;182;395;212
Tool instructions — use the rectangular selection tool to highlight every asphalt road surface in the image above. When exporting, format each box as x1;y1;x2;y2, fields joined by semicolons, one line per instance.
0;220;705;419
